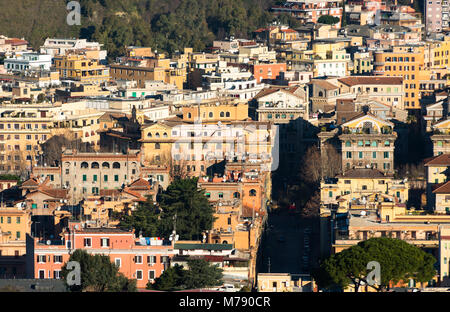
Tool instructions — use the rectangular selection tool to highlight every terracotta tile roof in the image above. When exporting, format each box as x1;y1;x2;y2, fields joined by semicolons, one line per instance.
433;181;450;194
21;178;39;187
311;80;339;90
338;76;403;86
337;168;392;179
129;178;151;189
100;189;121;197
424;154;450;166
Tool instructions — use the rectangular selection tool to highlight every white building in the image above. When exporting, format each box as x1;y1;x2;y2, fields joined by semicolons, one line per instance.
203;62;265;101
40;38;107;60
4;53;52;72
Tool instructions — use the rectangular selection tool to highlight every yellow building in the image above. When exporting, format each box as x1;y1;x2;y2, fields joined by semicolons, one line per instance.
0;110;52;173
140;118;275;177
321;168;409;212
53;54;110;84
181;101;249;123
257;273;294;292
0;205;31;254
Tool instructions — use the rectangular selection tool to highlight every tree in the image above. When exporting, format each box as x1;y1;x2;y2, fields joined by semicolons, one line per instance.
147;259;223;291
299;145;322;185
314;238;436;292
119;196;160;236
147;264;186;291
119;178;215;241
183;259;223;289
61;249;137;292
301;190;320;218
318;15;340;25
158;177;215;240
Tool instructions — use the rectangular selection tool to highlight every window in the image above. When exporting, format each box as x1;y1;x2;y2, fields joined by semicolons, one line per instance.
84;238;92;247
54;270;61;279
249;189;257;196
16;217;20;224
345;141;351;147
359;152;363;159
39;270;45;279
346;151;352;159
373;152;377;159
37;255;46;263
83;175;87;182
329;191;333;198
136;270;143;280
114;175;119;182
101;238;110;247
135;255;143;264
54;255;63;263
115;258;121;268
148;270;155;280
147;256;156;265
93;175;97;182
16;231;21;239
7;217;11;224
104;175;108;182
384;152;389;159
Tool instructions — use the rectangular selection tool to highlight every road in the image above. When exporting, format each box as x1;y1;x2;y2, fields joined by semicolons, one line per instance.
257;210;320;275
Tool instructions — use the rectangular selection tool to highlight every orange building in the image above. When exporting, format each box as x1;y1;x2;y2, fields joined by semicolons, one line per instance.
31;227;175;289
251;63;287;83
373;46;425;110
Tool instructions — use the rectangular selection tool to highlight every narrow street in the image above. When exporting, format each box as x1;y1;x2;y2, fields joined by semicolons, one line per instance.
257;210;320;275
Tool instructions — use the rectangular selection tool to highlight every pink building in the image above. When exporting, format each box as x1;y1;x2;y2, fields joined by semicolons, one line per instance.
30;226;176;289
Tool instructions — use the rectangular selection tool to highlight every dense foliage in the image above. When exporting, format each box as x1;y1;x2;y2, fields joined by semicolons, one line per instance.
61;249;137;292
147;259;223;291
0;0;277;59
119;177;216;240
313;237;436;292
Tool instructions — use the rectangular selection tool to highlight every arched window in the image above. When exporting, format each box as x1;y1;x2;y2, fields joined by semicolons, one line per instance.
102;162;110;169
345;141;351;147
220;112;225;117
209;112;213;118
222;240;228;244
155;132;160;138
85;132;89;137
147;132;152;138
188;113;192;118
91;162;99;169
163;132;168;138
226;112;230;117
318;91;324;97
155;143;161;149
249;189;257;197
233;192;240;199
113;162;121;169
81;162;88;169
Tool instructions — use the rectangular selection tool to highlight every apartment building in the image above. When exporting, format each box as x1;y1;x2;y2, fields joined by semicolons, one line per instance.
339;113;397;174
321;167;409;208
0;109;52;174
53;54;110;85
271;0;344;28
0;205;31;278
373;45;427;110
337;76;404;110
4;53;52;73
40;38;107;61
202;62;264;101
30;227;175;289
425;0;450;33
140;119;275;177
